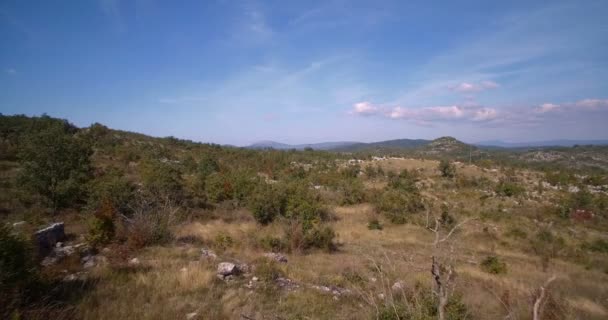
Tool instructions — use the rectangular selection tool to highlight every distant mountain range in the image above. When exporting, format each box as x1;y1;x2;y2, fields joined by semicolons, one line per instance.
475;139;608;148
246;138;608;151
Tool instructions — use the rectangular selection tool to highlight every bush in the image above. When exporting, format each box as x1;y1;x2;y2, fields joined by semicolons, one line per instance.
139;160;183;202
87;167;134;213
214;232;234;251
87;200;117;246
438;160;456;178
583;239;608;253
375;189;424;224
123;200;177;248
205;172;232;203
388;169;419;192
367;218;383;230
248;184;286;224
304;225;336;252
255;258;284;281
337;179;366;205
495;179;524;197
375;285;469;320
0;224;38;314
258;235;287;252
480;255;507;274
18;121;92;210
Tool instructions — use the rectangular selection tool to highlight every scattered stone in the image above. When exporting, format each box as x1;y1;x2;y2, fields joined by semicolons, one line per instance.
200;248;217;260
34;222;65;257
276;277;299;291
391;280;406;292
252;276;259;282
129;258;140;265
378;293;385;300
185;312;198;320
82;255;106;269
311;284;352;296
12;221;26;228
263;252;288;263
217;262;239;278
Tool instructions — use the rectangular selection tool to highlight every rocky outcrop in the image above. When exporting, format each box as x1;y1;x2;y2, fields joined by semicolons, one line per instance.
34;222;65;257
263;252;288;263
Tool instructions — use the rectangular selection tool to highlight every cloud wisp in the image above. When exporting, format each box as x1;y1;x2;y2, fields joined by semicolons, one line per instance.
351;98;608;127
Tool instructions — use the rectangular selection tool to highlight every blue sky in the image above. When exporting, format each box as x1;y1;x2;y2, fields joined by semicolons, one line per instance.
1;0;607;145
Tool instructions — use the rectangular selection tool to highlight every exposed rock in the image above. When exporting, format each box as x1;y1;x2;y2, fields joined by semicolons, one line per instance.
13;221;26;228
200;248;217;260
392;280;406;292
82;255;106;269
275;277;299;291
185;312;198;320
311;284;352;296
217;262;239;278
263;252;288;263
34;222;65;257
252;276;259;282
129;258;140;265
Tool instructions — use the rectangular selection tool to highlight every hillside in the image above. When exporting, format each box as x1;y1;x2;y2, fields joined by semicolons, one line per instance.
1;114;608;320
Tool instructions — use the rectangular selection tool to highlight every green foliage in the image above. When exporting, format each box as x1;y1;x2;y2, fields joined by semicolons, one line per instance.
439;159;456;178
367;218;383;230
87;200;116;246
337;178;366;205
375;189;424;224
0;224;38;313
198;154;220;178
87;167;134;213
303;225;336;252
495;179;525;197
17;120;92;210
582;239;608;253
204;172;231;203
480;255;507;274
248;184;286;224
258;235;287;252
140;160;184;202
214;232;234;251
388;169;418;192
375;287;469;320
255;258;284;281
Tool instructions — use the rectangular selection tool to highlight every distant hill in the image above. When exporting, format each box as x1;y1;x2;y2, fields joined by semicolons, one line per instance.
476;139;608;148
246;141;359;150
330;138;431;152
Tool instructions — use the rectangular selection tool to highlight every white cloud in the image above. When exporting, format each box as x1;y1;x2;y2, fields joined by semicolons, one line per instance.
349;101;378;115
574;99;608;110
350;102;500;124
448;81;500;93
535;103;560;113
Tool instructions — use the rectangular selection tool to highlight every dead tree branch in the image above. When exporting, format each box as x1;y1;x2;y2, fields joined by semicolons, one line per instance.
532;274;557;320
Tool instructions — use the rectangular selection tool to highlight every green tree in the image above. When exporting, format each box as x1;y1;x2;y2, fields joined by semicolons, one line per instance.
140;160;184;202
248;184;286;224
18;123;92;210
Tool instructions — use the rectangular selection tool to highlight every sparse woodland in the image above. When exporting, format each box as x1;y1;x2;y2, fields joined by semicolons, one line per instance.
1;114;608;319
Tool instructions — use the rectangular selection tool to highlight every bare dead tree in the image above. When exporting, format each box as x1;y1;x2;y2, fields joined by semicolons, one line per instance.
532;274;557;320
431;256;453;320
427;215;478;320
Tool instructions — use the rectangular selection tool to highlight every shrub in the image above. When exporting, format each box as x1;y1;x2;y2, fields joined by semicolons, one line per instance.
17;122;92;210
387;169;418;192
87;200;117;246
122;200;177;248
480;255;507;274
139;160;183;202
258;235;287;252
248;184;286;224
0;224;38;314
87;167;134;213
375;189;424;224
337;178;366;205
205;172;232;203
495;179;524;197
367;218;383;230
375;286;469;320
214;232;234;251
304;225;336;252
438;160;456;178
255;258;284;281
583;239;608;253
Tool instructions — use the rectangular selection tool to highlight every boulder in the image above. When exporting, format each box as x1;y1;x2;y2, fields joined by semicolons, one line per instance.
391;280;406;292
217;262;239;277
34;222;65;257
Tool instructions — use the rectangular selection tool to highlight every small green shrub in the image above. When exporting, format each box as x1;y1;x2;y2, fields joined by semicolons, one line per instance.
367;218;383;230
495;179;525;197
214;232;234;250
374;189;424;224
248;184;285;225
480;255;507;274
255;258;284;281
304;226;336;252
258;235;287;252
583;239;608;253
438;160;456;178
